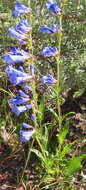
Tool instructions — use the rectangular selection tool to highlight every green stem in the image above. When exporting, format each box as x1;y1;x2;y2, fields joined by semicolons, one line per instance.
20;0;38;182
56;0;69;151
20;139;34;182
56;0;67;129
27;2;38;129
56;15;62;130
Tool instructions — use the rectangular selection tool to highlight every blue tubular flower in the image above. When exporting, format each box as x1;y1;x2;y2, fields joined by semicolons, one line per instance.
23;123;33;129
9;90;31;105
5;66;34;86
4;47;32;65
39;26;53;34
16;19;32;33
39;24;59;34
47;0;61;15
8;28;29;40
19;128;35;142
42;46;59;57
11;104;32;116
41;74;57;85
13;2;32;16
8;19;31;41
9;97;29;105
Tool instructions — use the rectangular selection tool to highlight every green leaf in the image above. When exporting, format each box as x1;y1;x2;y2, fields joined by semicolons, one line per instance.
60;144;71;159
49;108;59;122
63;112;75;121
64;154;86;176
42;126;48;151
31;148;46;164
58;123;69;145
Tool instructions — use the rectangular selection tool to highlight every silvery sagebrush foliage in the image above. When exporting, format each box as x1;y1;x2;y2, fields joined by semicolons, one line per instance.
5;1;58;142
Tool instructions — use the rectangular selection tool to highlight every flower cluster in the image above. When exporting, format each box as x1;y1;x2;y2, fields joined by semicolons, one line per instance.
4;2;35;142
5;1;61;142
8;19;31;44
40;0;60;85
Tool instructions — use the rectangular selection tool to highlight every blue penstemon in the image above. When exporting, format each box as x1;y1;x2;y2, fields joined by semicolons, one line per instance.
12;2;32;16
39;24;59;34
9;88;33;116
42;74;57;85
11;104;32;116
16;19;32;33
4;1;37;143
19;123;36;142
5;0;59;147
5;65;34;86
8;19;31;43
8;27;29;41
9;90;30;105
41;46;59;57
47;0;61;15
4;47;33;65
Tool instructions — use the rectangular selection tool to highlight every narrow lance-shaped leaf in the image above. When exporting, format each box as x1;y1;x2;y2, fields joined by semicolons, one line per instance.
31;148;46;165
59;144;72;159
42;126;49;151
58;122;69;145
